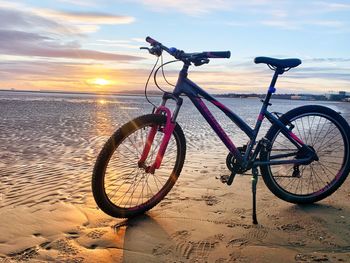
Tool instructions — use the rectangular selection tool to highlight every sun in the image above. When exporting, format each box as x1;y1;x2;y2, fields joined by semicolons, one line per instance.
91;78;110;86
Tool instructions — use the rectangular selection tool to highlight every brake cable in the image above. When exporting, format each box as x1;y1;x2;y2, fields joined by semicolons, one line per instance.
154;56;179;92
161;54;176;87
144;56;159;108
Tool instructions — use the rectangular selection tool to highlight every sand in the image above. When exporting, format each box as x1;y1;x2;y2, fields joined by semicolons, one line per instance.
1;94;350;262
1;170;350;262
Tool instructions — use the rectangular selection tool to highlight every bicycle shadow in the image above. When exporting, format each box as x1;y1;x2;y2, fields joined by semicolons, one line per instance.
112;213;174;262
294;202;345;213
280;202;350;233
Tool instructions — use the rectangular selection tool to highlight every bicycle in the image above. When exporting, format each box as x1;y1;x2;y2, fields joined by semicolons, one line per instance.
92;36;350;224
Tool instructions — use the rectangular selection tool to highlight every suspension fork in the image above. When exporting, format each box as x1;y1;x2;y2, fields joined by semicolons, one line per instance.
138;93;183;173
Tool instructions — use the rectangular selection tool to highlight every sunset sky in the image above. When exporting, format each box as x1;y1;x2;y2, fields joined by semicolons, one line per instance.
0;0;349;94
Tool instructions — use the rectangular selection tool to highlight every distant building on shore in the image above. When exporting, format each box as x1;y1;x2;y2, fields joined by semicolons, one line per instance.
326;91;350;101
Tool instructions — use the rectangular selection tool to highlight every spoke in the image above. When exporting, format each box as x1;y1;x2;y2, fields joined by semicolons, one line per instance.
316;162;333;182
294;118;304;143
313;121;335;150
117;171;143;205
113;150;136;163
282;175;298;190
301;117;309;144
311;117;328;146
152;173;161;192
308;166;315;193
311;116;322;146
102;121;178;209
317;161;337;176
300;165;307;194
126;135;142;157
120;142;141;159
306;116;312;145
106;169;137;197
308;115;317;146
319;160;343;166
310;165;322;191
317;136;343;153
294;173;302;194
105;166;138;190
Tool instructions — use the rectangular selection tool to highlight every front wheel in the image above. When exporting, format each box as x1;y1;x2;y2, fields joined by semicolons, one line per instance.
260;105;350;204
92;114;186;218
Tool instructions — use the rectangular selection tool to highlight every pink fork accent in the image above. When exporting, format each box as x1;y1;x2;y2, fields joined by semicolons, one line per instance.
138;106;175;173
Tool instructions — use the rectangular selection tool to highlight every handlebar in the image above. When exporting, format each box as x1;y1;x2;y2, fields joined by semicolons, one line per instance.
145;36;160;46
143;36;231;66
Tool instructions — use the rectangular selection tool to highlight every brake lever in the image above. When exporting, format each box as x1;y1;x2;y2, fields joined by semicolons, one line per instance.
140;46;162;57
140;47;151;52
194;58;210;66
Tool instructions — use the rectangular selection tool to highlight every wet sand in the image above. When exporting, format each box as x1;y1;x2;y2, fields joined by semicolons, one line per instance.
1;93;350;262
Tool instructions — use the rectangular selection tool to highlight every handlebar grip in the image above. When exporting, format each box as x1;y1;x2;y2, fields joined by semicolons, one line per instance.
146;36;160;46
205;51;231;59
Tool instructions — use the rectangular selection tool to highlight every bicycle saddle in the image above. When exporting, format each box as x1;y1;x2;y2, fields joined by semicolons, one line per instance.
254;56;301;69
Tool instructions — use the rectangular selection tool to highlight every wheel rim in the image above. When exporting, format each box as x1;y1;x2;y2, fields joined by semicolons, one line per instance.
103;121;179;209
268;112;347;196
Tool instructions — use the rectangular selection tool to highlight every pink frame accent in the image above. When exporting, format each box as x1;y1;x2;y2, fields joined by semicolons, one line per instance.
289;131;304;145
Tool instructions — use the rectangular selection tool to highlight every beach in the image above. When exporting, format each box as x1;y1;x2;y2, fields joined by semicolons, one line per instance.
1;91;350;262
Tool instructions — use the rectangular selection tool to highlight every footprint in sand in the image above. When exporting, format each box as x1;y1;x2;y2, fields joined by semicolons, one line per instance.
153;230;223;261
278;223;304;232
244;225;268;241
51;238;80;256
295;253;329;262
227;238;249;247
174;239;219;261
86;229;108;239
202;194;219;206
171;230;191;240
288;240;306;247
9;247;39;261
171;230;222;261
66;231;80;239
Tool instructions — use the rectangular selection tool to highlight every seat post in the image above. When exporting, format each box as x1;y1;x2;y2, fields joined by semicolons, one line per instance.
270;68;282;89
264;68;282;105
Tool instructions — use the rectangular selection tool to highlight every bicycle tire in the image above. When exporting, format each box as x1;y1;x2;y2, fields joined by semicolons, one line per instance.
92;114;186;218
260;105;350;204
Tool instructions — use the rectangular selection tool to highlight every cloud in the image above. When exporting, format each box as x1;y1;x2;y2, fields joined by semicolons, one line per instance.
32;9;135;25
0;2;135;35
314;1;350;12
1;58;350;93
304;58;350;63
0;4;139;61
0;60;152;91
260;18;345;30
0;7;70;34
55;0;96;7
129;0;233;15
0;30;143;61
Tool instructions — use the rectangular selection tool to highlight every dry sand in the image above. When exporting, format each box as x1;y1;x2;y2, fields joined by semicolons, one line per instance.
1;161;350;262
1;96;350;262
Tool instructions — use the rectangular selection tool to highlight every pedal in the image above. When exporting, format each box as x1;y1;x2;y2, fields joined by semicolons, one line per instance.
226;173;236;185
219;175;229;184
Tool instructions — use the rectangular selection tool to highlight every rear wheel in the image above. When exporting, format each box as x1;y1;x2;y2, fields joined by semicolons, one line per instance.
92;114;186;218
260;105;350;204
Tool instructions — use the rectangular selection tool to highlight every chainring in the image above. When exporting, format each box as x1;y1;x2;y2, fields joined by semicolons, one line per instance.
226;146;246;174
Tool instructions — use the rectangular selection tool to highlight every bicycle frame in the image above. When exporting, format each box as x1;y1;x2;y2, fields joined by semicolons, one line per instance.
140;64;315;172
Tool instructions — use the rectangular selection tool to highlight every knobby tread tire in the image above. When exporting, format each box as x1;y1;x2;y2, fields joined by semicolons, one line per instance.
92;114;186;218
260;105;350;204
